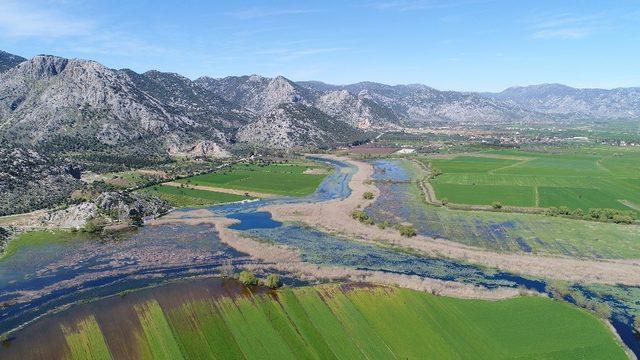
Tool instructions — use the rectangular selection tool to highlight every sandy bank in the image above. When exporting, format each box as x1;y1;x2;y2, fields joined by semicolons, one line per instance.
263;155;640;286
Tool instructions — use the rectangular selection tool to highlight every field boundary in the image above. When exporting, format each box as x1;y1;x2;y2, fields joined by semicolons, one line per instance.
162;182;276;198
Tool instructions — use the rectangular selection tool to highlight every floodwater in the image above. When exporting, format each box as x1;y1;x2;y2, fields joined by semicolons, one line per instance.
0;156;638;356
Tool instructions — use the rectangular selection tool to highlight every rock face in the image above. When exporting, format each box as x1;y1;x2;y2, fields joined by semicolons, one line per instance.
0;50;25;73
0;55;250;154
167;139;231;159
236;103;366;149
195;75;315;114
484;84;640;119
0;147;80;216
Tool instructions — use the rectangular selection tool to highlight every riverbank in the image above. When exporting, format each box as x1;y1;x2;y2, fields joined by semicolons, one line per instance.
263;155;640;286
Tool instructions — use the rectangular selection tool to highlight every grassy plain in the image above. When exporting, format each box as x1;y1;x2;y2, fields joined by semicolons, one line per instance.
140;184;251;207
176;162;330;197
0;230;84;261
33;284;626;359
427;148;640;213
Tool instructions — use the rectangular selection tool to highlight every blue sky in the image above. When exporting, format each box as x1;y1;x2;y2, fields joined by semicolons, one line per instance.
0;0;638;91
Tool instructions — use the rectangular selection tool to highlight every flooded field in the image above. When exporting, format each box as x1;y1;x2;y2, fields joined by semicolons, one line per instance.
0;156;639;356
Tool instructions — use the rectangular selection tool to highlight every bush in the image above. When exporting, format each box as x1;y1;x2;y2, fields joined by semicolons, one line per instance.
612;214;634;224
238;271;258;286
265;274;282;289
395;224;417;237
492;201;503;209
572;208;584;218
377;221;390;230
593;303;612;319
362;191;375;200
351;210;375;225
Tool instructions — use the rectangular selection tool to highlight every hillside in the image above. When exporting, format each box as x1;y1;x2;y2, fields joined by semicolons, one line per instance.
485;83;640;119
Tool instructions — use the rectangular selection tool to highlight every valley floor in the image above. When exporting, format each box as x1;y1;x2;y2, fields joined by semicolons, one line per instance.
0;279;627;360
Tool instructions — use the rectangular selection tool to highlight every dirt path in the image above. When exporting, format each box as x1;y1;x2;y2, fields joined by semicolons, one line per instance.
162;182;276;198
263;155;640;286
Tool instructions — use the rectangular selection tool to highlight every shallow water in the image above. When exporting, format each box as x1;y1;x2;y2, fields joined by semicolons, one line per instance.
0;156;638;356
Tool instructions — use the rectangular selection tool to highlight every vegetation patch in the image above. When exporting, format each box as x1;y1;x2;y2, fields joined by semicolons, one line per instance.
141;184;251;207
426;149;640;218
176;161;330;197
29;284;628;359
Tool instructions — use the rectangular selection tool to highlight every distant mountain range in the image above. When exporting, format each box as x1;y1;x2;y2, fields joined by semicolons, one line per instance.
0;50;638;153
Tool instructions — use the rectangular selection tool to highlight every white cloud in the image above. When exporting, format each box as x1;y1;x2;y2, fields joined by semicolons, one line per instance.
225;8;319;20
529;13;605;39
0;0;92;38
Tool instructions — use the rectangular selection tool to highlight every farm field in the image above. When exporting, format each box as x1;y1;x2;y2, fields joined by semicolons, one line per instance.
367;160;640;259
426;148;640;214
1;281;626;359
140;184;252;207
176;161;331;197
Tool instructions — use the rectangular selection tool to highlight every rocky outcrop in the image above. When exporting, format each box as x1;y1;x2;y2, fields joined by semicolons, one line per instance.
0;147;80;216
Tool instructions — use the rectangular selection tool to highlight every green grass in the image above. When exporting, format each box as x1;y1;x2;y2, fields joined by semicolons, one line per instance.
176;162;330;197
140;184;251;207
0;230;84;261
54;284;626;359
61;315;112;360
427;149;640;214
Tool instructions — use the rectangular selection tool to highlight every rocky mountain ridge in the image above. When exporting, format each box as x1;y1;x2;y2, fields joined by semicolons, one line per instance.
1;50;638;158
484;83;640;119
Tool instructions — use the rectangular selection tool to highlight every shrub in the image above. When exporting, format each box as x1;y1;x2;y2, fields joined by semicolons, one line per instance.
612;214;634;224
362;191;375;200
396;224;417;237
492;201;503;210
572;208;584;218
377;221;390;230
546;281;570;300
593;303;612;319
441;198;448;205
238;271;258;286
558;206;571;215
351;210;375;225
265;274;282;289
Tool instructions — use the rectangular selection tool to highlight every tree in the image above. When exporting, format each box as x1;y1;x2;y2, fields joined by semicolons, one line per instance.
265;274;282;289
362;191;375;200
238;271;258;286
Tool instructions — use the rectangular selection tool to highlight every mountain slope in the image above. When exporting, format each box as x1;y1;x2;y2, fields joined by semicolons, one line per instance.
299;81;539;124
486;84;640;119
195;75;316;114
0;50;25;72
236;103;366;149
0;55;250;156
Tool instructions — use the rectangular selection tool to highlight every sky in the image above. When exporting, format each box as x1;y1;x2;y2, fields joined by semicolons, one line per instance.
0;0;638;92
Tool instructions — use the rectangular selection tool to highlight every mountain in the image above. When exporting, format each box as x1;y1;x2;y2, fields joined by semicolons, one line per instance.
298;81;539;125
195;75;316;114
0;50;25;72
0;54;257;158
485;84;640;119
236;103;366;149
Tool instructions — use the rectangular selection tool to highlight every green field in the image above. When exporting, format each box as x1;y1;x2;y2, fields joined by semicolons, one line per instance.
141;184;252;207
9;283;626;359
176;162;330;197
427;149;640;214
0;230;84;261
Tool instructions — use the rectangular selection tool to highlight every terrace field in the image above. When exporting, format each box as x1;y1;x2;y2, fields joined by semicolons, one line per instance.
1;280;626;359
140;184;252;207
426;148;640;214
176;161;331;197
